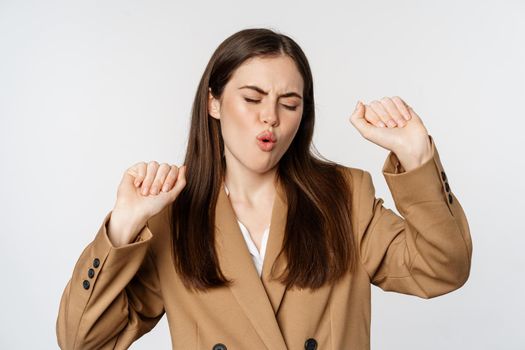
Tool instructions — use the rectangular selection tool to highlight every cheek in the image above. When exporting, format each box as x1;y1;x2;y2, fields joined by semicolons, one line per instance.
220;102;257;152
222;101;254;133
281;115;302;144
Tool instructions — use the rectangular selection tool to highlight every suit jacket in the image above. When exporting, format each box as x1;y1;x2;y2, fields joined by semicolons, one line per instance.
56;134;473;350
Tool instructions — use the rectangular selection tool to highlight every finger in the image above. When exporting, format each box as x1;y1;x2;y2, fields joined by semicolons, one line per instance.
150;163;171;195
141;161;160;196
161;165;180;192
168;164;187;201
391;96;411;121
370;100;397;128
126;162;146;187
349;101;373;137
407;104;419;119
363;104;386;128
380;97;406;127
134;162;147;187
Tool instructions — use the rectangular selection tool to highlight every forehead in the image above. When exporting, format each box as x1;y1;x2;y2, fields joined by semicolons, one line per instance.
228;55;304;93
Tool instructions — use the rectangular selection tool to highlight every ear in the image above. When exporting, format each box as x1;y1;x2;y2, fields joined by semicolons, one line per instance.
208;87;221;120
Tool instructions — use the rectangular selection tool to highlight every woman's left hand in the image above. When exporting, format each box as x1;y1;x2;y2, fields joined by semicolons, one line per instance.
349;96;433;171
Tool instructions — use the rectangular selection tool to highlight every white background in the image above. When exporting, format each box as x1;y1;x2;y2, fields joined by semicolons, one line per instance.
1;0;524;348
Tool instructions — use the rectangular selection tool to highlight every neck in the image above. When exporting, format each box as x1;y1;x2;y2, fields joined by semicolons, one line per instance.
223;163;278;207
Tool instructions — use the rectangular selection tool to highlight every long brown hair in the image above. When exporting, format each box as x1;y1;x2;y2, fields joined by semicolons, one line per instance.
171;27;357;292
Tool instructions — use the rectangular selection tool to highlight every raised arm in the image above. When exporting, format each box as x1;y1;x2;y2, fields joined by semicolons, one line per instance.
56;211;165;349
355;135;473;298
57;161;186;349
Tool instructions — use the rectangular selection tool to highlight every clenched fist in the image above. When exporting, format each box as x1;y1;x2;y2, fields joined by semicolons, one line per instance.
349;96;432;171
108;161;187;246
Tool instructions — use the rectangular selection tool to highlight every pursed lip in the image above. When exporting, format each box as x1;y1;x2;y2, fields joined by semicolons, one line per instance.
256;130;277;143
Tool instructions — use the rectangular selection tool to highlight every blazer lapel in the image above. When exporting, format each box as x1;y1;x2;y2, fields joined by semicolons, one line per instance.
215;180;288;350
260;181;288;315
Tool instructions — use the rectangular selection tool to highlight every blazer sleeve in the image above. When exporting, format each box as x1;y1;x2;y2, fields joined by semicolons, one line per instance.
356;134;473;299
56;210;165;350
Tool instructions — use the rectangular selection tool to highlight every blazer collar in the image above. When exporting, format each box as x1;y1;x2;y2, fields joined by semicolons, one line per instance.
214;178;289;350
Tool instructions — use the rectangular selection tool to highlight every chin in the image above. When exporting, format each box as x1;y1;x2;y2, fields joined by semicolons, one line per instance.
244;159;278;174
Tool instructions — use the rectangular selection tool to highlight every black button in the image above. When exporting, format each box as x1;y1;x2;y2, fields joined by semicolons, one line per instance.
305;338;317;350
212;343;227;350
88;268;95;278
83;280;90;290
445;181;450;192
448;193;453;204
441;171;447;181
93;258;100;268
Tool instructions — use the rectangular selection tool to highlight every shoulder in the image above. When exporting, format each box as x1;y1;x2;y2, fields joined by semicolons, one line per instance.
334;164;379;230
334;164;372;196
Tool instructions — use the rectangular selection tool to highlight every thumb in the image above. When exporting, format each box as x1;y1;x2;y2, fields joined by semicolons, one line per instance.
169;165;187;199
123;168;138;186
349;101;372;135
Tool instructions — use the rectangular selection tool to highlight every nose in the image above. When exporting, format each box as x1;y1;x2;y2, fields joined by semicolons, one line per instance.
261;105;279;127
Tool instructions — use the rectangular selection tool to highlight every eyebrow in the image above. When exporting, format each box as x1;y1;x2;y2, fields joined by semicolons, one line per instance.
238;85;302;100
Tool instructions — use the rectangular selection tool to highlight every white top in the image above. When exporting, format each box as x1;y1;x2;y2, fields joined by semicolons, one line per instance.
224;184;270;277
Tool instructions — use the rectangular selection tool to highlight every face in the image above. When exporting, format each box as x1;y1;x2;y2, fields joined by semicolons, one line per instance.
208;55;304;174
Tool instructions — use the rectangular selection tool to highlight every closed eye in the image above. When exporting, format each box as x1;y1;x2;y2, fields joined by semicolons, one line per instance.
244;97;298;111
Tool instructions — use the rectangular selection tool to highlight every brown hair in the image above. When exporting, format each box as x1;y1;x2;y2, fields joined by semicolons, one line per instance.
171;27;357;292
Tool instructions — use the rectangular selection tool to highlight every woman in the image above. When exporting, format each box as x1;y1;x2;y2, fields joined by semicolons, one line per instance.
56;28;473;350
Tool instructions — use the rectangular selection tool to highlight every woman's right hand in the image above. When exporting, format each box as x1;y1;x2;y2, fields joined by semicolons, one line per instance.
108;161;187;246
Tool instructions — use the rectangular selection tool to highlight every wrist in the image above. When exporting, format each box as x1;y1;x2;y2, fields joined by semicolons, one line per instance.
393;137;433;172
108;208;147;247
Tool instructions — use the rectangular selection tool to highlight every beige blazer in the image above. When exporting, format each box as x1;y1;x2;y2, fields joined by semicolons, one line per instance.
56;135;473;350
